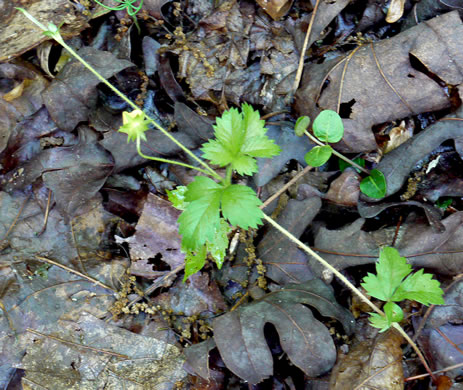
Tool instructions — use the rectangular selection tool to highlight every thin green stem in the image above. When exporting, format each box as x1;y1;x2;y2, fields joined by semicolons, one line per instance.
304;131;370;175
56;38;221;181
224;165;233;186
135;138;215;176
262;213;432;376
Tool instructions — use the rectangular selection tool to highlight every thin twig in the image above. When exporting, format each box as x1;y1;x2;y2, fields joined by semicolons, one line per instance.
260;165;313;210
37;189;52;236
405;361;463;381
35;256;116;293
26;328;128;358
291;0;321;95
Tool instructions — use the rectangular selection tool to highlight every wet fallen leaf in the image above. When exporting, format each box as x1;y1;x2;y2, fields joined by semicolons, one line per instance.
212;279;355;384
330;330;404;389
325;169;361;207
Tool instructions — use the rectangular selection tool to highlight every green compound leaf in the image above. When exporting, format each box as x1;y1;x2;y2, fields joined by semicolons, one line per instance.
391;269;445;305
361;247;412;302
207;219;231;269
369;302;404;332
201;104;280;176
312;110;344;143
304;145;332;167
167;186;188;210
184;245;207;281
339;157;365;173
178;177;224;251
294;116;311;137
221;184;264;230
360;169;387;199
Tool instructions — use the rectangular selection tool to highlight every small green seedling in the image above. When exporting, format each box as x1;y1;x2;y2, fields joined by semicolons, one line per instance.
169;104;281;280
93;0;143;30
361;247;444;332
296;110;387;199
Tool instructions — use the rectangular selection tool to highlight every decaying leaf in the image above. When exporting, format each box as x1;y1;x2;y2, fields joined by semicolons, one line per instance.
417;278;463;379
19;313;186;389
212;279;355;384
0;1;90;62
295;11;463;153
118;193;185;279
330;330;404;389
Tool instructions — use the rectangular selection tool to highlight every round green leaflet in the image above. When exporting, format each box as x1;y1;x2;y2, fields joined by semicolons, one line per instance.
304;145;332;167
313;110;344;143
360;169;387;199
294;116;311;137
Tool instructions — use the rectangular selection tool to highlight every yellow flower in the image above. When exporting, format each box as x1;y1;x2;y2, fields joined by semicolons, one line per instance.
118;109;151;143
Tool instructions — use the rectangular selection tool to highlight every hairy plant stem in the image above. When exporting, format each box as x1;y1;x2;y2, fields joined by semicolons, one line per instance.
304;131;370;175
135;138;213;177
224;165;233;186
262;214;435;379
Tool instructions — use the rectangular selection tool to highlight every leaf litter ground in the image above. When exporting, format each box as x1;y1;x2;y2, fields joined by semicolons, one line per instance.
1;1;463;389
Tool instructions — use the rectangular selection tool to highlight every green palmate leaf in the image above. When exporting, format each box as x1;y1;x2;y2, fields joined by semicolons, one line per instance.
391;269;445;305
360;169;387;199
339;157;365;173
369;302;404;332
167;186;188;210
361;247;412;301
312;110;344;143
294;116;311;137
304;145;332;167
201;104;280;176
221;184;264;229
178;177;224;251
207;219;231;269
184;245;207;281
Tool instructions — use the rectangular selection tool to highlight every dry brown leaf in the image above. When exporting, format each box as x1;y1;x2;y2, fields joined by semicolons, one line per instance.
386;0;405;23
0;1;89;62
256;0;293;21
330;330;404;390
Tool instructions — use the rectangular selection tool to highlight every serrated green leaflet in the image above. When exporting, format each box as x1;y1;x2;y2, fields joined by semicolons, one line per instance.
184;245;207;281
207;219;230;269
304;145;332;167
221;184;263;229
312;110;344;143
362;247;444;332
391;269;445;305
361;247;411;301
201;104;280;176
167;186;188;210
360;169;386;199
178;178;223;251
